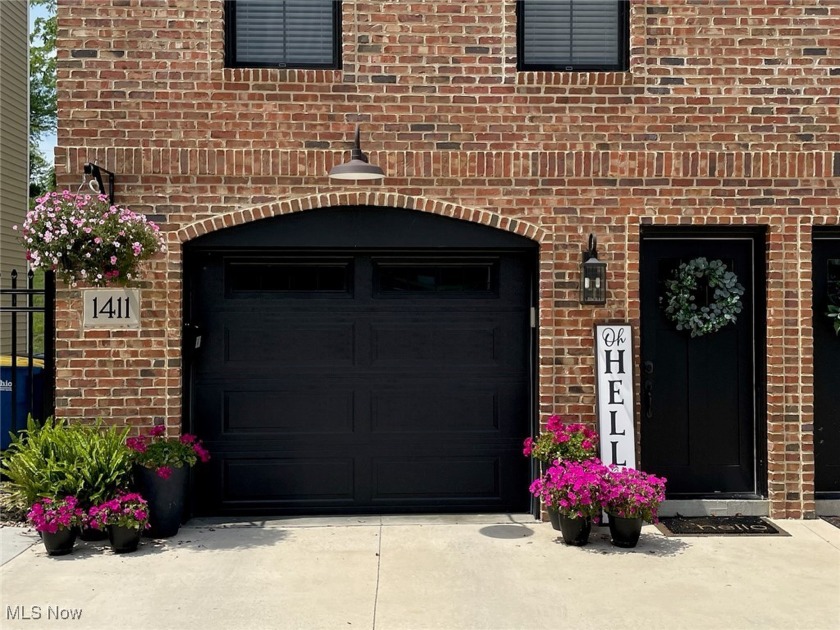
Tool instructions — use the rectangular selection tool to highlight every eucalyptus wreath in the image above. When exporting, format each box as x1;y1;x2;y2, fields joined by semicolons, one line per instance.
662;257;745;338
828;305;840;335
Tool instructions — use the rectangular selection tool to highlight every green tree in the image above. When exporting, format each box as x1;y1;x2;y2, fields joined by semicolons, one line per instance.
29;0;56;195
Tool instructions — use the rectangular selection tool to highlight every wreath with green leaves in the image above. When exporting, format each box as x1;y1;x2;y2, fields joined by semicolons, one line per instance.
828;305;840;335
662;257;745;338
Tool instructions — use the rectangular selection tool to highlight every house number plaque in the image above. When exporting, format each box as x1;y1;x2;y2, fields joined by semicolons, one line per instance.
83;288;141;329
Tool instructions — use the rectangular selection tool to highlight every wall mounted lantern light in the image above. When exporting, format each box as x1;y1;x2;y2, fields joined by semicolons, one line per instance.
328;125;385;181
84;162;115;204
580;233;607;305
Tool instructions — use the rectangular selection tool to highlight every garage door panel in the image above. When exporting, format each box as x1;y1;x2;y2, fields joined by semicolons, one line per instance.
371;457;501;500
371;323;499;366
224;323;356;366
223;389;355;434
371;388;499;433
194;386;358;439
222;457;355;503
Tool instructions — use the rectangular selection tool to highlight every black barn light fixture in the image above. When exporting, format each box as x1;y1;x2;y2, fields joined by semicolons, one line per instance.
328;125;385;181
83;162;115;204
580;233;607;305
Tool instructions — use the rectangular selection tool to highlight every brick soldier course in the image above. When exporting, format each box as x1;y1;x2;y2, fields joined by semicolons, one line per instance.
54;1;838;518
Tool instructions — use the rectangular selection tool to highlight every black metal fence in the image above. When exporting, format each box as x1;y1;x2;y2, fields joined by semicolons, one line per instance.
0;269;55;444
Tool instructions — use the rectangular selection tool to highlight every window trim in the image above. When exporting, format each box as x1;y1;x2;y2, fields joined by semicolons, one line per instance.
516;0;630;72
225;0;342;70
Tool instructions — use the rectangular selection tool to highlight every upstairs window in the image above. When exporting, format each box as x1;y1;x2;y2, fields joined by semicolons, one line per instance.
517;0;629;71
226;0;341;69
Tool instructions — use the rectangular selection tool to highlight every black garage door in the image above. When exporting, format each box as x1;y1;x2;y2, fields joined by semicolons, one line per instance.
184;207;535;515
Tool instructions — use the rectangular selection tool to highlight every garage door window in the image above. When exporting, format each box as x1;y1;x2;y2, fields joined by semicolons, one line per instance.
226;260;351;294
375;261;497;294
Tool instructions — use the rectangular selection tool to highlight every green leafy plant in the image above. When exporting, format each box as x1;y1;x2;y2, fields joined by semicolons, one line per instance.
1;417;86;510
73;423;135;506
0;417;133;511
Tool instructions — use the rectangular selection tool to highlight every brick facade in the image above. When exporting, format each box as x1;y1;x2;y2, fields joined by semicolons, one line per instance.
55;0;838;518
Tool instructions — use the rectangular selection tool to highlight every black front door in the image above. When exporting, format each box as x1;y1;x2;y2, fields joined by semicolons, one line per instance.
813;231;840;495
640;234;761;496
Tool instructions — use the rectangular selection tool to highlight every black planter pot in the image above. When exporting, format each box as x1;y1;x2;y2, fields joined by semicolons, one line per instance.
134;464;189;538
107;525;143;553
558;515;592;546
607;514;643;548
547;507;562;531
41;528;77;556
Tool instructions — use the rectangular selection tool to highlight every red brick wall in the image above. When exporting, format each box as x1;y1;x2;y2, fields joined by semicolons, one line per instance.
55;0;839;518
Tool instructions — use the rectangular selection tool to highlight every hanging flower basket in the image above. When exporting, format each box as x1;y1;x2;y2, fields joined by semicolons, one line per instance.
661;257;745;338
16;190;167;287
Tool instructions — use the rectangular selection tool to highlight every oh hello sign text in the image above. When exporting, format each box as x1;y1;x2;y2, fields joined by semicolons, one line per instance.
595;324;636;470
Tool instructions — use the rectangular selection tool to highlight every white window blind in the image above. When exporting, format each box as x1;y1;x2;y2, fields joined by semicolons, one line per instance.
233;0;337;68
521;0;624;70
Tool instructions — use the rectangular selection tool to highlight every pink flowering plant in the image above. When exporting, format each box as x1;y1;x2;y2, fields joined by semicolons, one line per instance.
127;425;211;479
529;458;607;521
522;415;598;465
88;492;150;530
16;190;166;286
27;496;87;534
600;466;667;522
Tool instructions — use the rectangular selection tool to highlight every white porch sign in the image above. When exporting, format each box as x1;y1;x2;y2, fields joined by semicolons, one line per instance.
83;288;141;329
595;324;636;469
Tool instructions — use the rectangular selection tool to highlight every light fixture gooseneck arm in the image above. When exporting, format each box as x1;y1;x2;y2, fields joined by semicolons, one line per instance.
350;125;369;163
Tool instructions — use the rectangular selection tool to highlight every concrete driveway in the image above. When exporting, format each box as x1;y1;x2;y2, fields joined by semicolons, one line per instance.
1;515;838;630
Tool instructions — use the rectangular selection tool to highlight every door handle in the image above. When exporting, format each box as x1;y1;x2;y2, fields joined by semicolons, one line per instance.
644;381;653;419
184;323;202;351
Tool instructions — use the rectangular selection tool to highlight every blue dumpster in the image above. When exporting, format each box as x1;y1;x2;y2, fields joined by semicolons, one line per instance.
0;356;45;450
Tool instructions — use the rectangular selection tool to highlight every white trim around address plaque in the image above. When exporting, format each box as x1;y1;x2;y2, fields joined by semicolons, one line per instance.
595;323;636;470
83;288;141;329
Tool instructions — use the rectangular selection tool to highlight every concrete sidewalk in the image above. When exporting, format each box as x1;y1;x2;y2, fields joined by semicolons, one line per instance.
1;515;838;630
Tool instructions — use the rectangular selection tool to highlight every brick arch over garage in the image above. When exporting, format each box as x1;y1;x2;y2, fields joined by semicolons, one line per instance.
175;192;551;246
177;193;557;515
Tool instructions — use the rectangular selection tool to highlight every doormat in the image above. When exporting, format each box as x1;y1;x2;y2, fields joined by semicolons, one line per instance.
656;516;789;537
821;516;840;530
